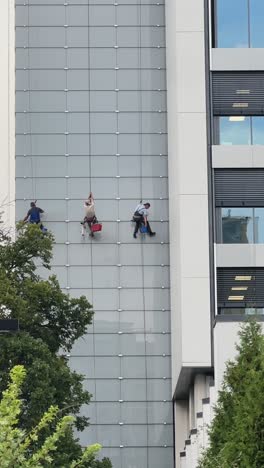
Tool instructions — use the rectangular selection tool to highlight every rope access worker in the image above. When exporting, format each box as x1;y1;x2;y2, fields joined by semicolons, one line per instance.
81;192;97;237
133;202;156;239
23;201;45;230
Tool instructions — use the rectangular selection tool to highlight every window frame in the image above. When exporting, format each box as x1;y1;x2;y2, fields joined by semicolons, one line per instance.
217;207;264;244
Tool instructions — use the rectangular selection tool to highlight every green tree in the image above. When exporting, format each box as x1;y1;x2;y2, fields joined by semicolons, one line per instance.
199;320;264;468
0;224;111;467
0;365;103;468
0;223;93;352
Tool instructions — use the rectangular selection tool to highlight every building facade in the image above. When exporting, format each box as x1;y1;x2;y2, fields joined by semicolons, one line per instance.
1;0;264;467
167;0;264;466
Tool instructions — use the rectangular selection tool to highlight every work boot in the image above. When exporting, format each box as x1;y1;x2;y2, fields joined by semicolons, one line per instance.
133;233;137;239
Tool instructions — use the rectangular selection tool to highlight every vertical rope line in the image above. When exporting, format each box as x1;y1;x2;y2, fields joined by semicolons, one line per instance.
138;1;149;465
87;0;98;444
65;4;69;286
27;5;35;201
114;3;123;456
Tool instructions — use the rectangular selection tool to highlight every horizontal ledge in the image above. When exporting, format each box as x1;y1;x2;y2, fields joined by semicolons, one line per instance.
87;400;172;403
16;133;169;136
215;314;264;324
16;67;167;71
15;46;167;50
16;176;168;179
87;422;173;426
69;354;172;358
83;377;172;380
15;25;166;28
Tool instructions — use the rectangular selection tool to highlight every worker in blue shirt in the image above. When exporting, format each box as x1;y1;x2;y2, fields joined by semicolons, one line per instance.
23;201;45;230
133;202;156;239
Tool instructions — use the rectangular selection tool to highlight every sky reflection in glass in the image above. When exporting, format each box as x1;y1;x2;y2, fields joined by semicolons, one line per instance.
219;117;251;145
216;0;248;48
250;0;264;47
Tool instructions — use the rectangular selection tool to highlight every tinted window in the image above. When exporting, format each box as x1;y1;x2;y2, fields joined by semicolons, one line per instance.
222;208;253;243
250;0;264;47
216;0;248;48
219;117;251;145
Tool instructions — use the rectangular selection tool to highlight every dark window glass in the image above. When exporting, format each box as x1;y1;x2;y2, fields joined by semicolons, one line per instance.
250;0;264;47
219;117;251;145
222;208;254;243
216;0;249;48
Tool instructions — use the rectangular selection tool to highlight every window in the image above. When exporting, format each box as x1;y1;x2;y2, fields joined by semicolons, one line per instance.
216;0;248;48
221;208;253;243
215;0;264;48
216;117;264;145
250;0;264;47
252;117;264;144
218;117;251;145
220;208;264;244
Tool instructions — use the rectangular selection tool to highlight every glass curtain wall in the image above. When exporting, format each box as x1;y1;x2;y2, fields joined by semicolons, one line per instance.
15;2;172;468
215;0;264;48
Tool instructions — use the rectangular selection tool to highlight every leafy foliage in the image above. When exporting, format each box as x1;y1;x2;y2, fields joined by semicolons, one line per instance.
0;223;93;352
0;365;102;468
0;224;112;467
0;333;90;431
199;320;264;468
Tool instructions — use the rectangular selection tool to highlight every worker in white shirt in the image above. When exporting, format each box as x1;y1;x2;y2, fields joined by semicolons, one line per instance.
132;202;156;239
81;192;97;237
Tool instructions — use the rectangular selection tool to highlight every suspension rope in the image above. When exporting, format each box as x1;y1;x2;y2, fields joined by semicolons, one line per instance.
65;4;70;288
114;2;123;447
87;0;98;444
138;1;150;465
27;4;36;202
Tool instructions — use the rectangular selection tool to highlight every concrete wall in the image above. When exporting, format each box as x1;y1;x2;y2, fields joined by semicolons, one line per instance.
165;0;211;394
0;0;15;231
212;145;264;168
15;2;173;467
216;244;264;267
211;48;264;71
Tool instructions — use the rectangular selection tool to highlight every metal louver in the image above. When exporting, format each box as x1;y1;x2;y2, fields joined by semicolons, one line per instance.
214;169;264;207
217;268;264;308
212;72;264;115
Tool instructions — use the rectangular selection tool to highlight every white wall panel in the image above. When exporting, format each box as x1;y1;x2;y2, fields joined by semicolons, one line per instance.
166;0;211;404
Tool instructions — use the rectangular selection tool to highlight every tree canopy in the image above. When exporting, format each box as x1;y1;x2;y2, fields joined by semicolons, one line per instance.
0;223;111;467
0;223;93;352
0;365;103;468
199;320;264;468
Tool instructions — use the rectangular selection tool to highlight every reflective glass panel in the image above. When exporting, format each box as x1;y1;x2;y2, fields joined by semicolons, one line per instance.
254;209;264;243
216;0;248;48
252;117;264;145
250;0;264;47
219;117;251;145
222;208;254;243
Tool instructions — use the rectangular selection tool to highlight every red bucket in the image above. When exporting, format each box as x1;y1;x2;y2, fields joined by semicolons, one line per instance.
91;223;102;233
